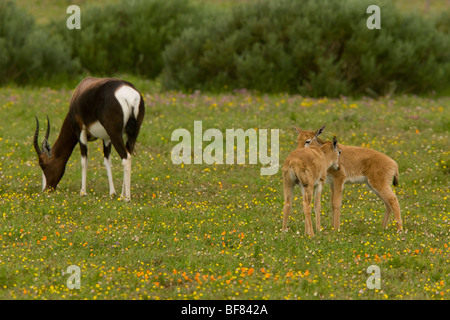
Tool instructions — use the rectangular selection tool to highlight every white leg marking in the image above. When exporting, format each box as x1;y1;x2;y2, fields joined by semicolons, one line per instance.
80;156;87;196
80;128;88;145
79;128;89;196
42;173;47;191
121;152;132;202
104;156;116;197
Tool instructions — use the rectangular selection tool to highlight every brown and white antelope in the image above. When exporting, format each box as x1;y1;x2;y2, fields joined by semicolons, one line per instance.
33;77;145;201
282;136;341;236
294;124;402;231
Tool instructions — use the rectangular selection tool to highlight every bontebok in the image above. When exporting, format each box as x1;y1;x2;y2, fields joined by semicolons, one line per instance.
282;136;341;236
33;77;145;201
294;124;403;231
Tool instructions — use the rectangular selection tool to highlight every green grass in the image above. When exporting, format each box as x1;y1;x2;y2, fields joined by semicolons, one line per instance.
0;83;448;299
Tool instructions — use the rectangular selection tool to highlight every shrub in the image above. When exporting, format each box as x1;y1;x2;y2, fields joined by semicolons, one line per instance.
162;0;450;96
434;10;450;34
54;0;204;78
0;1;79;85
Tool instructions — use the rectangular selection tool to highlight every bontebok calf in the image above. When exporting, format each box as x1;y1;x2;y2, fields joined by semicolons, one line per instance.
33;77;145;201
282;136;341;236
294;124;402;231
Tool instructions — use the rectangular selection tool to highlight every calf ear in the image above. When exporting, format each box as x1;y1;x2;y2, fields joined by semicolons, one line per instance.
332;136;338;149
315;123;326;137
294;127;301;134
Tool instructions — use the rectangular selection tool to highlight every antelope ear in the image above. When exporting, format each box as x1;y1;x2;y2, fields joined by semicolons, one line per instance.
315;123;326;137
293;127;301;134
332;136;338;149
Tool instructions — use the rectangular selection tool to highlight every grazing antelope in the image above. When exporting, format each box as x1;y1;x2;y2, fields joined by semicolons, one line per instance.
33;77;145;201
282;136;341;236
294;124;402;231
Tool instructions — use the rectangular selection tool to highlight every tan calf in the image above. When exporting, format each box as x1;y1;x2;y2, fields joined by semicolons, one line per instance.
294;124;402;231
282;136;341;236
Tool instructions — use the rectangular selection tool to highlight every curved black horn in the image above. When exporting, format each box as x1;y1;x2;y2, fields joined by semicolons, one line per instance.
41;115;51;155
34;116;41;155
44;115;50;142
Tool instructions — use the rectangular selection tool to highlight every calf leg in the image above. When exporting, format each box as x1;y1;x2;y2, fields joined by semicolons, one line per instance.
282;172;295;231
367;179;402;230
302;186;314;236
314;183;323;233
381;201;392;228
330;178;344;231
382;190;402;230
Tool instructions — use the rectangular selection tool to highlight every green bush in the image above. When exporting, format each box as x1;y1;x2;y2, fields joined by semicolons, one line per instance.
162;0;450;96
434;10;450;34
54;0;205;78
0;1;79;85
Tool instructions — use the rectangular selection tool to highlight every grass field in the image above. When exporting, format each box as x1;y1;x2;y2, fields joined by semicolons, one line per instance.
0;80;448;299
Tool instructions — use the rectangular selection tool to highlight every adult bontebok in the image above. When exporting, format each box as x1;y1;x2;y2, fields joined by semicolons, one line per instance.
33;77;145;201
282;136;341;236
294;124;402;231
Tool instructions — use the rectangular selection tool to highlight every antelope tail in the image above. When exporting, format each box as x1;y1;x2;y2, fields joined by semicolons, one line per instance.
393;170;399;187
